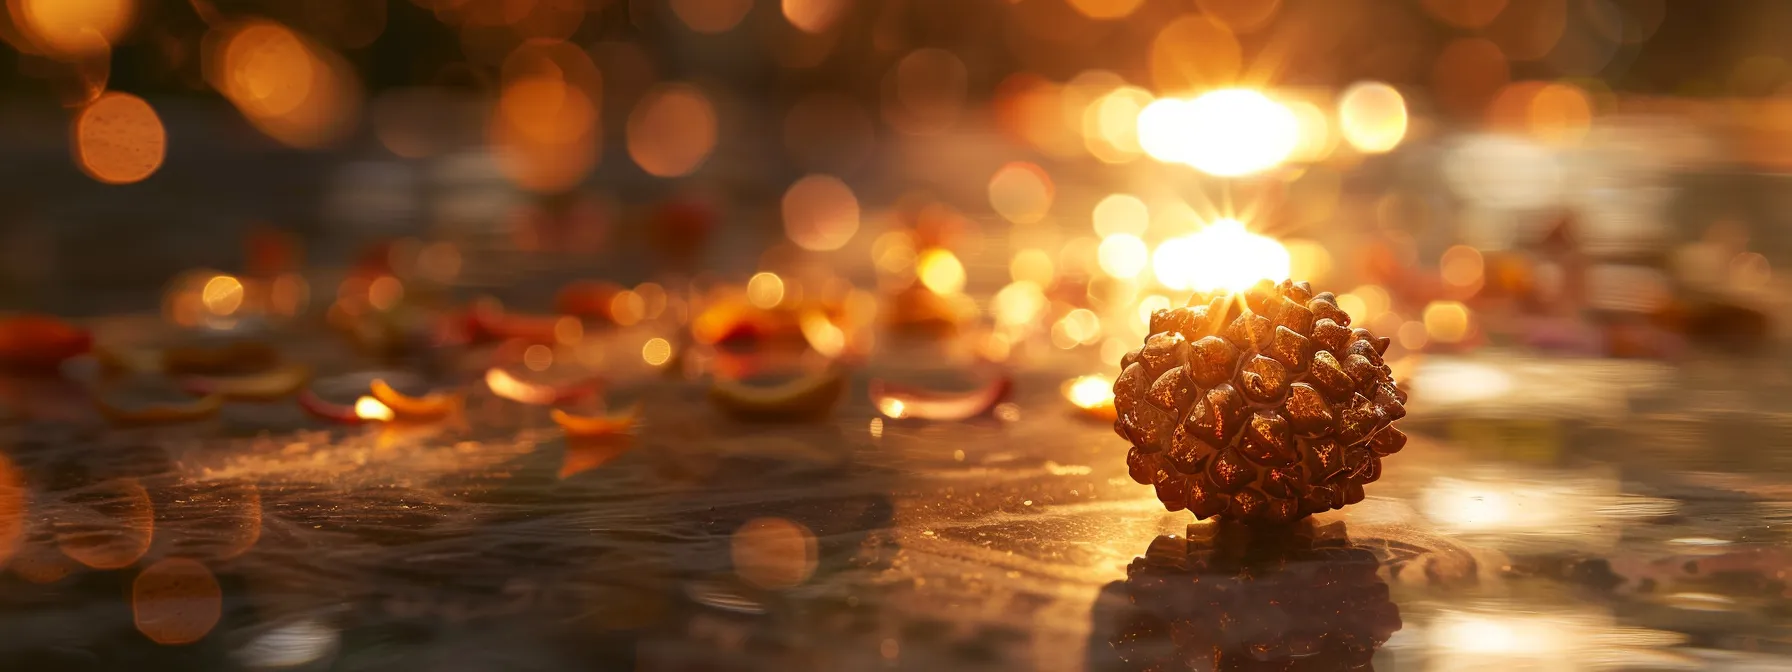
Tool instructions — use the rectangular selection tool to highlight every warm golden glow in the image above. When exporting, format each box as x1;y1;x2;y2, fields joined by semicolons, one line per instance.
799;311;846;358
1440;245;1485;294
1085;86;1154;163
211;20;361;148
489;39;603;192
1137;295;1171;327
1398;320;1429;351
1063;374;1117;419
1009;249;1055;287
1065;375;1114;408
628;84;718;177
1424;301;1472;344
354;396;394;422
492;74;599;192
782;0;844;32
782;174;860;251
993;281;1047;326
200;275;245;316
1338;82;1408;154
1053;309;1102;348
987;162;1054;224
1285;239;1333;284
1097;234;1149;279
132;558;222;645
216;23;313;117
1335;285;1385;325
731;517;818;590
1284;99;1335;162
1528;82;1592;146
747;272;786;309
1092;193;1149;237
73;92;165;185
642;337;673;366
872;231;917;275
917;249;966;295
1149;14;1239;93
877;397;907;419
15;0;134;57
1137;89;1298;176
1732;252;1773;288
1152;219;1290;292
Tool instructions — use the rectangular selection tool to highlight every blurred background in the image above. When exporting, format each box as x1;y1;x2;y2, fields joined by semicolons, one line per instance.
12;1;1792;669
0;0;1783;365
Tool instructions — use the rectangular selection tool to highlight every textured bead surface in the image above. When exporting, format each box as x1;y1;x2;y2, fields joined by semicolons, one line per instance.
1113;280;1407;523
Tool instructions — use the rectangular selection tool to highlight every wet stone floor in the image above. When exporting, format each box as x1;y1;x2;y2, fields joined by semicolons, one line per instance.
0;334;1790;671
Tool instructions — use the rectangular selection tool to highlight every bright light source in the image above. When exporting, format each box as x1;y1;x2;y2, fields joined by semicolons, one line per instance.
354;396;394;421
1137;89;1298;176
1152;219;1290;292
1065;374;1115;409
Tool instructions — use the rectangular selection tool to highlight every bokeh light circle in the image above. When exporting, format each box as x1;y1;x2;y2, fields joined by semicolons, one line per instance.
73;91;165;185
782;174;860;251
628;84;718;177
987;162;1054;224
1338;82;1408;154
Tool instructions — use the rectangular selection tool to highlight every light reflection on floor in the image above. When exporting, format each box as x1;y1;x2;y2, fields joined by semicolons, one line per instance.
0;353;1788;669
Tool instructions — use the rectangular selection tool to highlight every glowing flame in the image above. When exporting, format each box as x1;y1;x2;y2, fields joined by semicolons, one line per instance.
1063;374;1117;420
1137;89;1298;177
353;396;394;421
878;398;907;418
1152;219;1291;292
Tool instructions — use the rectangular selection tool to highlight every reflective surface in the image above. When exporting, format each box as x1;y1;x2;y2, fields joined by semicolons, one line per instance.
2;337;1790;670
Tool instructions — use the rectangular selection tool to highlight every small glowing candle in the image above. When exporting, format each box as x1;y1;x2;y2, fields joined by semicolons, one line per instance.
1063;374;1116;420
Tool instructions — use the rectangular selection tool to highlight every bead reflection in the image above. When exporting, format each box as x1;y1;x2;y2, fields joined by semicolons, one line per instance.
1092;522;1400;671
